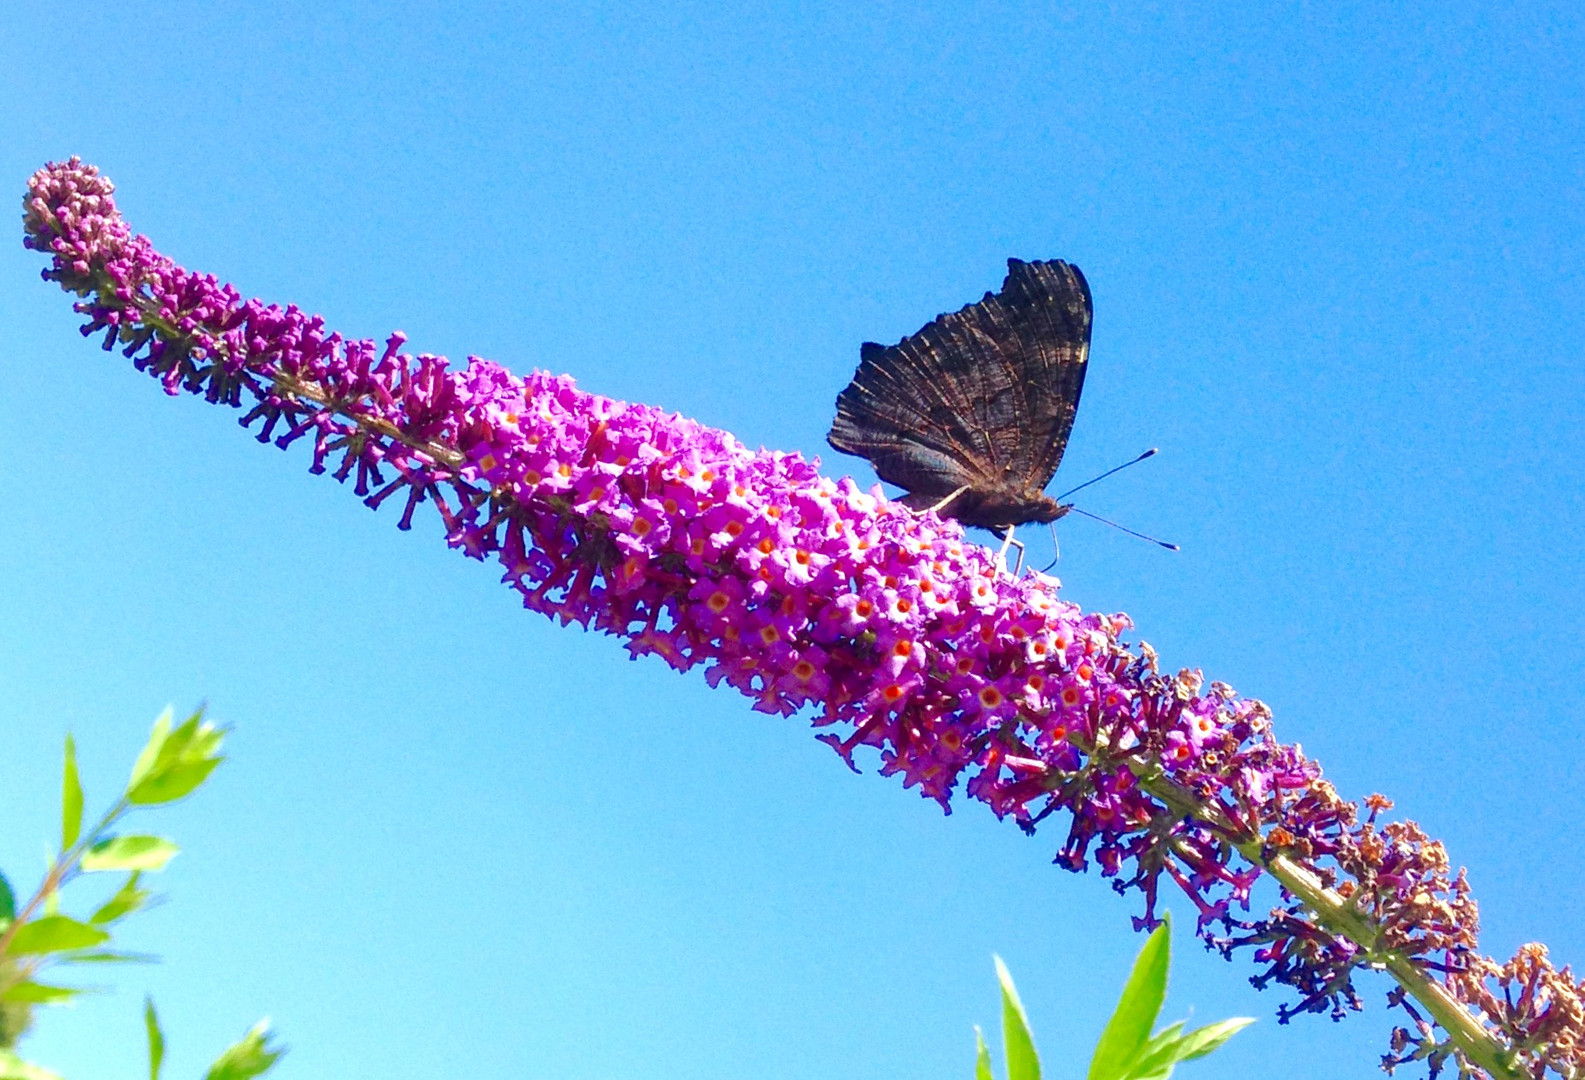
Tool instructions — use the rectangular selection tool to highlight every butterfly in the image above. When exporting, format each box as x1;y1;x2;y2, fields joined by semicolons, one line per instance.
827;258;1093;533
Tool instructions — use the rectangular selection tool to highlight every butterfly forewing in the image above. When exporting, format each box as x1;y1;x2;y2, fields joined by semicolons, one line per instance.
827;258;1093;529
992;260;1092;492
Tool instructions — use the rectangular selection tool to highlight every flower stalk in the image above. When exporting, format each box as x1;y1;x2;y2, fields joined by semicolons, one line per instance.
22;158;1582;1080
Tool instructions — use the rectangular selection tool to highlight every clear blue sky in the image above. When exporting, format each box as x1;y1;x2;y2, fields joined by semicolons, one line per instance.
2;3;1582;1078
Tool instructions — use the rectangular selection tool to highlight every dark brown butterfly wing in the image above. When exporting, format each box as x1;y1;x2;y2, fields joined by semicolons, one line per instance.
827;258;1092;515
827;338;999;502
990;259;1092;492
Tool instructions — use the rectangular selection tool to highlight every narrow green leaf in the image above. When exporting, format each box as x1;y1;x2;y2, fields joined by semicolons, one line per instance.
1;981;80;1005
1122;1020;1186;1080
974;1026;995;1080
81;836;179;873
61;735;83;853
204;1020;285;1080
146;996;165;1080
0;1049;65;1080
994;956;1041;1080
1173;1017;1255;1062
0;872;14;923
90;873;150;925
57;950;157;965
127;708;175;792
6;915;110;956
1087;918;1171;1080
1120;1057;1174;1079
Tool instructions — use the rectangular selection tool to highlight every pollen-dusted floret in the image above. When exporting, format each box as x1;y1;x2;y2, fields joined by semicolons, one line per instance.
27;157;1582;1080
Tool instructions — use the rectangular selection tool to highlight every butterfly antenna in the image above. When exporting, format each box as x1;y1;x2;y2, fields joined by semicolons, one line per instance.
1056;448;1159;502
1068;507;1179;551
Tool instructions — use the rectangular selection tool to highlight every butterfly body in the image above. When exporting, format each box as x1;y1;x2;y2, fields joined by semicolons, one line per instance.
827;258;1092;533
897;480;1069;531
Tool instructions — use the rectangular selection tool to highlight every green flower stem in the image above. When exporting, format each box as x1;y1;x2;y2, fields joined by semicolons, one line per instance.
0;797;128;967
1129;768;1522;1080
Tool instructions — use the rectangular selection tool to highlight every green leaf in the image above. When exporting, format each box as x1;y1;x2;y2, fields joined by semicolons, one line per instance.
90;873;150;924
56;950;157;965
5;915;111;956
1173;1017;1255;1062
127;708;225;806
146;997;165;1080
1122;1021;1186;1080
127;708;175;791
1088;917;1171;1080
0;871;14;923
994;956;1041;1080
1;981;80;1005
1119;1058;1173;1078
204;1020;285;1080
0;1049;65;1080
1120;1016;1255;1080
62;735;83;853
974;1026;994;1080
81;836;179;873
128;760;222;806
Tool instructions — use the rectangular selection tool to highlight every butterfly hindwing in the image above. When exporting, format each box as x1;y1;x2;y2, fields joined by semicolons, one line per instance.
829;340;1000;500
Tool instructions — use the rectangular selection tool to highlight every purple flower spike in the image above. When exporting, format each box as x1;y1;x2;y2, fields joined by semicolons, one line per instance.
24;158;1584;1080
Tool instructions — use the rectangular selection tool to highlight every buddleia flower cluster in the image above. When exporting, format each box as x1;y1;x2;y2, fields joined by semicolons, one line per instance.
22;158;1583;1080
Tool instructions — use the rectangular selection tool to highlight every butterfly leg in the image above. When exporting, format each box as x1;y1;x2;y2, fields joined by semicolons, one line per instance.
927;484;971;514
995;525;1025;577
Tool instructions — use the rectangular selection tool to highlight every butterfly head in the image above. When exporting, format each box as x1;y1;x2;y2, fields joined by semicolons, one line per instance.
1033;497;1071;523
1028;494;1072;525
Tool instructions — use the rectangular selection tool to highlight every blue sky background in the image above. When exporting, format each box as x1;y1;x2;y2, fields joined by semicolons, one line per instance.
2;3;1582;1078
